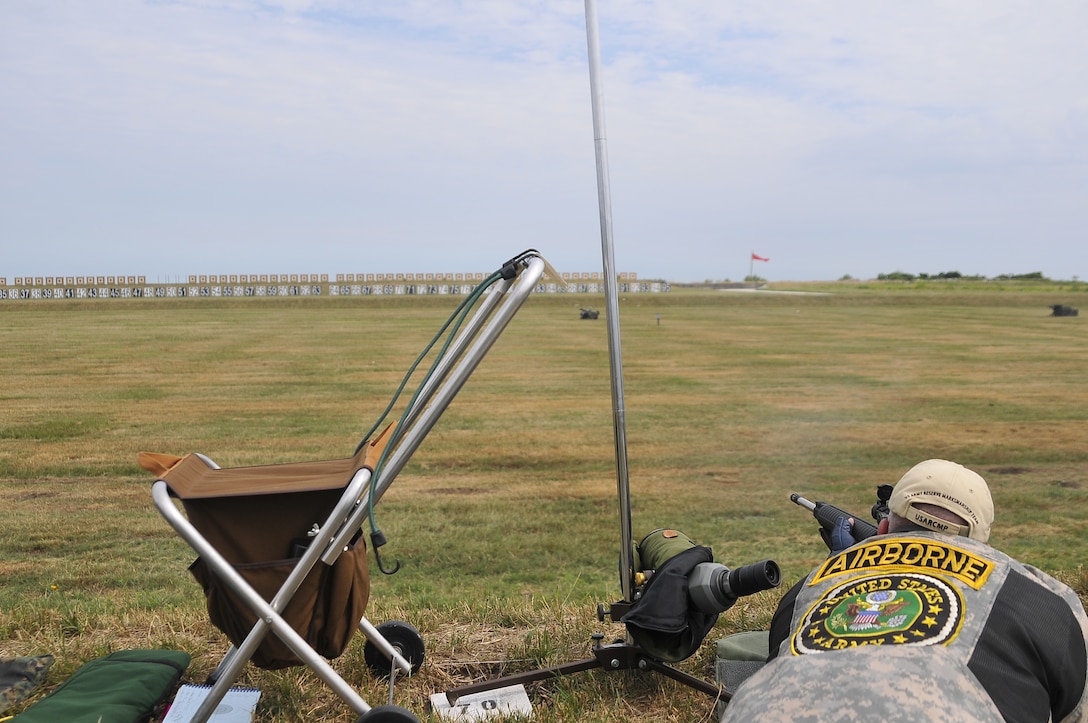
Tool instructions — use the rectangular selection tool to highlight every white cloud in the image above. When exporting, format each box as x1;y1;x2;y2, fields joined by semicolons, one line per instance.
1;0;1085;280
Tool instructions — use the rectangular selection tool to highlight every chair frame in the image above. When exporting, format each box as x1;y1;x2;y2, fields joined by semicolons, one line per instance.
150;252;550;721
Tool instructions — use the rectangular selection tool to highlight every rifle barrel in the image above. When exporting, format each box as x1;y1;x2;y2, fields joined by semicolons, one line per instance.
790;493;817;512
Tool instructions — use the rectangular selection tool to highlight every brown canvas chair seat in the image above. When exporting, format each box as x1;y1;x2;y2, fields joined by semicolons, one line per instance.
138;450;368;498
139;439;386;669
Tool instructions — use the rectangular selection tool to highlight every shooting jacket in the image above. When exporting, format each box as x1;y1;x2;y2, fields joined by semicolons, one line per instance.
726;532;1088;723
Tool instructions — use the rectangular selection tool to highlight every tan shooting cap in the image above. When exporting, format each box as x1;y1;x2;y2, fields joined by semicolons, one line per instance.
889;459;994;542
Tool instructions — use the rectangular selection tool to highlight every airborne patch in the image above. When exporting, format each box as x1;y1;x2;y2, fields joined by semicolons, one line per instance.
792;573;964;655
811;538;994;590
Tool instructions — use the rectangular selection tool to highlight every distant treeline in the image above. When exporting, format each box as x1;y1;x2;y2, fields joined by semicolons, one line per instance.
876;271;1050;282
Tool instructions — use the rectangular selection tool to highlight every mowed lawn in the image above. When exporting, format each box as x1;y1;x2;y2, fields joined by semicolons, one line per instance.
2;287;1086;721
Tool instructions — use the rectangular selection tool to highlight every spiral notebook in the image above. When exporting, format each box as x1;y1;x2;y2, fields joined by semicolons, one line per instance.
162;683;261;723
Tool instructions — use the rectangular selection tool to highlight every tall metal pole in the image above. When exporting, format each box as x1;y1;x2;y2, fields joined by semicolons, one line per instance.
583;0;634;604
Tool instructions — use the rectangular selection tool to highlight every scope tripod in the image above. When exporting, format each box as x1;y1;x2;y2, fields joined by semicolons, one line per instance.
442;598;726;707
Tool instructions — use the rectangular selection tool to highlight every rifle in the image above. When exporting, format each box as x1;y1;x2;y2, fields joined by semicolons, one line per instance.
790;484;893;549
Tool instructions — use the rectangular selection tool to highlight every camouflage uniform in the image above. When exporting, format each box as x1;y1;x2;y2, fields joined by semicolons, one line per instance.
0;654;54;713
723;531;1088;722
722;645;1004;722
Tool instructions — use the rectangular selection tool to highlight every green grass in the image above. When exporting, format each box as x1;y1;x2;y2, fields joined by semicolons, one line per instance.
2;287;1087;721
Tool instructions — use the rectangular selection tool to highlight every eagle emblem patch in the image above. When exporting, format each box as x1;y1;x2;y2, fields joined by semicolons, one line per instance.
792;573;963;654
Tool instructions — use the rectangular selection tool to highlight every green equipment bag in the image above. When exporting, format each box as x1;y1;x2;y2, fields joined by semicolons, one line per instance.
621;529;718;663
14;649;190;723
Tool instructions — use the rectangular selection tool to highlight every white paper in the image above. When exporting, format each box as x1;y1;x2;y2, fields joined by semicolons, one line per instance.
431;684;533;721
163;683;261;723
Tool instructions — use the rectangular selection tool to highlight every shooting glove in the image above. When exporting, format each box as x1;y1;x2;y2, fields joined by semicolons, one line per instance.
824;516;861;555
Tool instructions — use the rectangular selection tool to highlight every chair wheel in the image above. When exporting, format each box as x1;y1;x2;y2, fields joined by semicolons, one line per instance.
364;620;425;677
356;704;421;723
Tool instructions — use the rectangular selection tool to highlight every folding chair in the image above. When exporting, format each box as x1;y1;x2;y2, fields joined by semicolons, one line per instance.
143;251;553;723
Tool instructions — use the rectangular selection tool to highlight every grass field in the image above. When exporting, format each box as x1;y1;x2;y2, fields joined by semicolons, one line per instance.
2;283;1087;721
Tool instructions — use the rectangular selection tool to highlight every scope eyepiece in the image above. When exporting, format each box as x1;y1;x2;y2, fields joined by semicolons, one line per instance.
687;559;782;615
727;559;782;597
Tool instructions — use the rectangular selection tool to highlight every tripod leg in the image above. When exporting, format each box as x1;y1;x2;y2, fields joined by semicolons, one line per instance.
640;657;727;700
444;657;602;705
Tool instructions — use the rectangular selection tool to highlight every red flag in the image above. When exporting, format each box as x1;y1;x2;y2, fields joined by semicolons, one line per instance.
751;252;770;262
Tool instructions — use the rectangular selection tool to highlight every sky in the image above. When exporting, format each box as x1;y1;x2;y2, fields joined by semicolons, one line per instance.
2;1;1086;283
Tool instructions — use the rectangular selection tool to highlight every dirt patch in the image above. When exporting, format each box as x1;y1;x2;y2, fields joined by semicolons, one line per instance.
987;466;1029;475
0;490;60;501
423;622;535;689
431;487;488;496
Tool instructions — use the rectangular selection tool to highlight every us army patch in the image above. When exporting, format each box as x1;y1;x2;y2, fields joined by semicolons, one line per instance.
792;573;964;654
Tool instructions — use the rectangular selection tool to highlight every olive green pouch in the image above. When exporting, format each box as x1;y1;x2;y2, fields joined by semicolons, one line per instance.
14;649;190;723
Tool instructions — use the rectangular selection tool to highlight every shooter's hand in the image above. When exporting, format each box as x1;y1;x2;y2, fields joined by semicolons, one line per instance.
822;516;861;555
